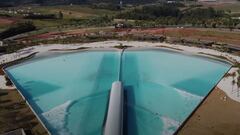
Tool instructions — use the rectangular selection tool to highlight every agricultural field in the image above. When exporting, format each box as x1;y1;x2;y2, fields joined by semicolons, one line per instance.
0;18;16;30
0;5;118;32
0;2;240;49
203;1;240;14
32;5;118;19
127;28;240;45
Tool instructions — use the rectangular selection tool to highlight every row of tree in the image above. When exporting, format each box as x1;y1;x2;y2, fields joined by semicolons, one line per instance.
24;12;63;19
68;15;113;27
117;4;182;20
116;4;240;28
0;22;36;40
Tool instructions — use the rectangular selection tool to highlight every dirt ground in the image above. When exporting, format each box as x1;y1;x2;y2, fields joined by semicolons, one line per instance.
128;28;240;45
0;18;15;25
178;87;240;135
0;89;49;135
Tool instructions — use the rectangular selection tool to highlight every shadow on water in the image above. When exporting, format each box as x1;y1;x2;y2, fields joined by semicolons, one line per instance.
63;53;119;135
122;52;139;135
22;81;61;98
6;75;62;115
6;52;119;135
6;72;61;100
124;85;138;135
5;72;63;116
172;69;229;97
36;53;118;135
172;78;209;97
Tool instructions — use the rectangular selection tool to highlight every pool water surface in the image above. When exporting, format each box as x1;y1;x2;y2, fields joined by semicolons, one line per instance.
6;50;231;135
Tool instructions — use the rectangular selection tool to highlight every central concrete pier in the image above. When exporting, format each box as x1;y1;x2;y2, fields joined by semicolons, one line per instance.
104;81;123;135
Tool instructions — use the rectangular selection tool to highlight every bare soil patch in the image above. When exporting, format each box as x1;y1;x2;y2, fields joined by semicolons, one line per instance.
178;87;240;135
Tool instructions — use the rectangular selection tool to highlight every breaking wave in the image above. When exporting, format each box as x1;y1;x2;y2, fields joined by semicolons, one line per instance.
161;116;180;135
174;88;203;100
42;100;73;135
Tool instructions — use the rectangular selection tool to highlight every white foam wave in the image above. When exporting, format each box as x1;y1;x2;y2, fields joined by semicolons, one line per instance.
161;116;180;135
175;88;203;100
42;100;72;135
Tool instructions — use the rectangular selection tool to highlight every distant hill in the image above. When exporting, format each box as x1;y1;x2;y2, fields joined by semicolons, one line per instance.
0;0;159;6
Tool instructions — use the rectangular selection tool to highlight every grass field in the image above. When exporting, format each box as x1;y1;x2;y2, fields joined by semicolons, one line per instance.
33;5;117;19
0;5;118;33
129;28;240;45
0;17;17;30
167;28;240;45
203;2;240;13
0;4;239;47
0;5;118;31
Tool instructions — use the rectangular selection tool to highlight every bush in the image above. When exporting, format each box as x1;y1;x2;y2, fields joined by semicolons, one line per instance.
117;4;181;20
5;75;12;86
69;15;113;27
24;13;57;19
91;3;122;10
116;5;229;28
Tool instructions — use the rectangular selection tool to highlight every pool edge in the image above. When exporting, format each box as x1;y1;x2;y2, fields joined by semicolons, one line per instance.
2;67;52;135
2;46;233;135
173;65;233;135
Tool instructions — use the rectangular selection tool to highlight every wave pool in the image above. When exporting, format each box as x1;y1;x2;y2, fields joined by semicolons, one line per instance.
5;49;231;135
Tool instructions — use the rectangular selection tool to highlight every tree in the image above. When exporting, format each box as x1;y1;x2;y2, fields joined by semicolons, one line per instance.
232;79;236;93
228;18;234;31
58;11;63;19
35;0;44;4
0;22;36;40
211;22;217;28
237;70;240;97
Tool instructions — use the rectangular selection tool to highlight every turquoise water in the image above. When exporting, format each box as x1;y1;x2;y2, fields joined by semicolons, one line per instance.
6;51;120;135
6;50;231;135
122;50;230;135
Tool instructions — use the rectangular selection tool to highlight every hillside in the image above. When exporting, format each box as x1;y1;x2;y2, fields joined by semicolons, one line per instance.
0;0;158;6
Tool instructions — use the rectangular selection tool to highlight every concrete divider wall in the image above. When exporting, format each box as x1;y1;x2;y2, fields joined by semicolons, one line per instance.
104;81;123;135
